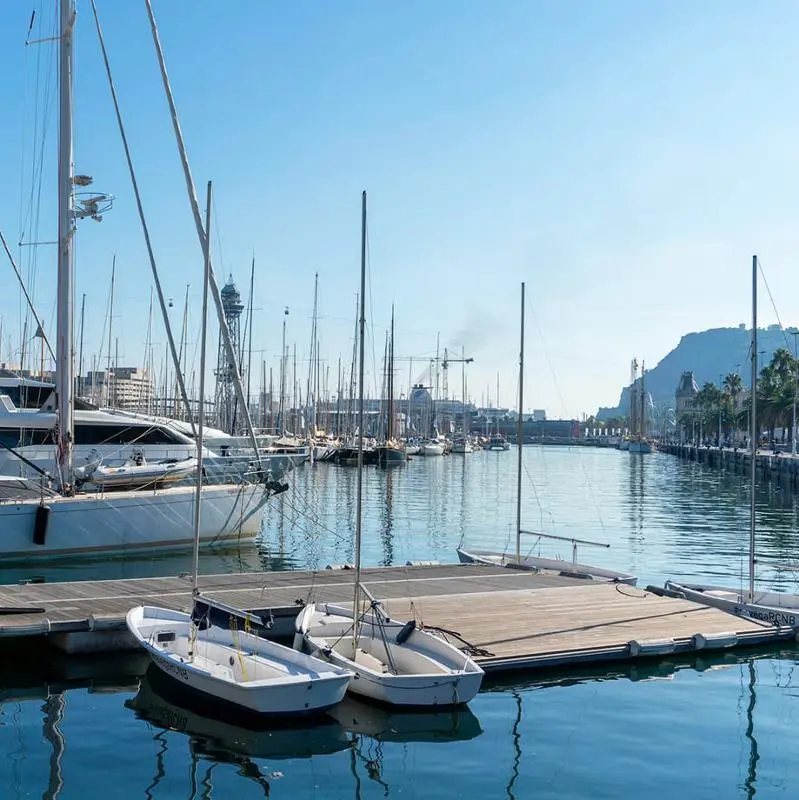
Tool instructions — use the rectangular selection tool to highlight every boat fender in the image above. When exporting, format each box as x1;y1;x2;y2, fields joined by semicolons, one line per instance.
395;619;416;645
33;504;50;546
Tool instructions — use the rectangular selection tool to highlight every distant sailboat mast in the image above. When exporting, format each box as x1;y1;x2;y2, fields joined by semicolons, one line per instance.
516;282;525;564
749;255;757;602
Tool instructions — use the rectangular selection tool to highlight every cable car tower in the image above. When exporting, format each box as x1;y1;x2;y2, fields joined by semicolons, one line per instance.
214;275;244;432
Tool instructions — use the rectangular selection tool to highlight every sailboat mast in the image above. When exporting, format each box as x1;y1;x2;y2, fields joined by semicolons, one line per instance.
191;180;213;598
749;255;758;602
105;256;116;407
516;282;525;563
354;190;367;621
77;292;86;395
56;0;75;491
640;362;646;438
387;305;394;441
246;255;255;417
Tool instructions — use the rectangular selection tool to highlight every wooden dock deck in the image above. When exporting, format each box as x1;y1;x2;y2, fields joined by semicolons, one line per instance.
0;564;792;672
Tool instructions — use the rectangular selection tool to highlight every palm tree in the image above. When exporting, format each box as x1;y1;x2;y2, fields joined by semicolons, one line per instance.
722;372;743;441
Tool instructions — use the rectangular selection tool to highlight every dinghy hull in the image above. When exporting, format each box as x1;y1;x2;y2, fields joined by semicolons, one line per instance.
296;603;484;707
127;606;352;716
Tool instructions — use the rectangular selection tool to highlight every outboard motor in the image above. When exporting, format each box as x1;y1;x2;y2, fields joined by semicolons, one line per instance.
73;448;102;485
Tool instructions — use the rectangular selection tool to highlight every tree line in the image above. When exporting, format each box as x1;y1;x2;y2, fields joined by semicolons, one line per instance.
679;347;799;443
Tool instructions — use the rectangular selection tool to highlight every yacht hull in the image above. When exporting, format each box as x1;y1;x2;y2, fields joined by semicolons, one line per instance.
0;482;269;561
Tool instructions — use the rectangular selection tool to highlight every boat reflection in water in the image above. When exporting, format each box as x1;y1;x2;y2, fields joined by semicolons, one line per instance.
128;664;484;752
126;666;351;760
328;693;483;743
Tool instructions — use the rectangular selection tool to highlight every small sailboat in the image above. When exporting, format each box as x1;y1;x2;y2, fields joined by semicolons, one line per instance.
451;436;474;454
295;597;484;707
418;439;445;457
456;282;637;585
375;308;407;468
127;181;352;718
666;256;799;628
127;603;352;716
487;433;510;451
295;192;485;707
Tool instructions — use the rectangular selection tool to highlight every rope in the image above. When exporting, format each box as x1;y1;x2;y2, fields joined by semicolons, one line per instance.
614;583;649;599
418;624;494;658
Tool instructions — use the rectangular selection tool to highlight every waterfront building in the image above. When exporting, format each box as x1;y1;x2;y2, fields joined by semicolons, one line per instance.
83;367;154;411
675;370;699;440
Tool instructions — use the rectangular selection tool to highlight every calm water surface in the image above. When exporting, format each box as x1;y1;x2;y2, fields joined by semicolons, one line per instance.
2;447;799;798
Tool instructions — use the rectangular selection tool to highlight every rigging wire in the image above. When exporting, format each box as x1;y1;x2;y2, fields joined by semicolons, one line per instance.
524;292;607;537
757;258;795;353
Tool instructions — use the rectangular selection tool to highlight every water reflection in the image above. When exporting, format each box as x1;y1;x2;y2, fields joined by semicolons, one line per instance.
742;660;759;800
0;638;796;800
127;667;351;759
126;665;483;798
380;470;395;567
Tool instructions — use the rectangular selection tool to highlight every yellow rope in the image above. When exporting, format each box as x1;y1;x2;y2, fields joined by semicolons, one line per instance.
229;617;248;681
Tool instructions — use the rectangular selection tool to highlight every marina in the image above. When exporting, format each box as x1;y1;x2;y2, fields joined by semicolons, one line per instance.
1;0;799;796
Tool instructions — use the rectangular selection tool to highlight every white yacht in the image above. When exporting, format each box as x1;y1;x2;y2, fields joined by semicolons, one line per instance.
0;391;293;485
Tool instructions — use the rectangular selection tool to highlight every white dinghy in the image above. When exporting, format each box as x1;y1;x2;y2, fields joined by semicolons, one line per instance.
295;592;484;707
294;193;484;708
127;603;352;717
127;178;351;718
89;454;197;490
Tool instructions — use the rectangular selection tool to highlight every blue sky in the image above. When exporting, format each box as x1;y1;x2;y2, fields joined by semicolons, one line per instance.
1;1;799;418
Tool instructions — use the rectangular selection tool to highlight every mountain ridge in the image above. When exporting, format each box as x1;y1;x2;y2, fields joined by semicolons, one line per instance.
596;324;798;419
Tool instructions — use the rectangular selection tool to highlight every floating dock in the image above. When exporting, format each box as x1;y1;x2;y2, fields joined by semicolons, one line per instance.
0;564;792;672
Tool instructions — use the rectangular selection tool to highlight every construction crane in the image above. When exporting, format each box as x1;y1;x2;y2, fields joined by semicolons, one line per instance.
441;348;474;401
393;351;474;399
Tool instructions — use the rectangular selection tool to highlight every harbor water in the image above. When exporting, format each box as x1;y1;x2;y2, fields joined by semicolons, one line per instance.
2;446;799;798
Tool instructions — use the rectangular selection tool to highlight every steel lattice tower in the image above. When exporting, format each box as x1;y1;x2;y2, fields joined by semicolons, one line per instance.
214;275;244;433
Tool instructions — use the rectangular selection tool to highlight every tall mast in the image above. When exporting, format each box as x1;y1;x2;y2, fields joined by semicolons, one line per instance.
496;372;500;435
307;273;319;436
56;0;76;491
175;282;190;418
191;180;213;599
105;255;116;407
516;282;525;563
77;292;86;395
354;191;367;627
640;361;646;438
749;255;758;602
387;305;394;441
246;255;255;419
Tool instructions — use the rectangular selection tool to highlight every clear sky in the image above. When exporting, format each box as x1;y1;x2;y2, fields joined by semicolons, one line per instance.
1;1;798;418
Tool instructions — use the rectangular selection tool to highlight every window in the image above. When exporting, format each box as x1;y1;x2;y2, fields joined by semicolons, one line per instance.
73;423;187;446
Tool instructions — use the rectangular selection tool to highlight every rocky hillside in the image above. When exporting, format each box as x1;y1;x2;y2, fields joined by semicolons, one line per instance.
597;325;798;418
